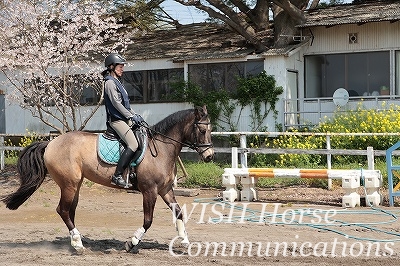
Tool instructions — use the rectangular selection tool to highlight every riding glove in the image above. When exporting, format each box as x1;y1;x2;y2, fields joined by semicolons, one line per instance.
131;114;144;124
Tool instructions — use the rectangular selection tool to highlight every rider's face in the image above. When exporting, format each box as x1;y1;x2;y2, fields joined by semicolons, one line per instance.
113;64;124;77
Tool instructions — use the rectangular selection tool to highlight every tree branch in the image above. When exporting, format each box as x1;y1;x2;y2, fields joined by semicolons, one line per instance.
309;0;320;9
173;0;267;51
271;0;306;23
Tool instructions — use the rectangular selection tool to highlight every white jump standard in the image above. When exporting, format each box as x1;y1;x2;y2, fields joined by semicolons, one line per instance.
222;168;382;208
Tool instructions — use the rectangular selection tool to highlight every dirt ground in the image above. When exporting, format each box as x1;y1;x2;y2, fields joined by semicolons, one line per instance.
1;165;400;266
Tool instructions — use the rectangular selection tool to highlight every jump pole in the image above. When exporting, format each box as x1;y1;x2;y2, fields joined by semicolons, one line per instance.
222;166;382;208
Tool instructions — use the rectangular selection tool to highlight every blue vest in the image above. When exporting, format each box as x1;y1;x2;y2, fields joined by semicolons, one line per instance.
104;75;131;121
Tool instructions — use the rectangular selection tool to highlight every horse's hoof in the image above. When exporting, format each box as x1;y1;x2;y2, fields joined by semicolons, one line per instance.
180;238;190;248
71;234;85;254
125;240;141;254
74;246;86;255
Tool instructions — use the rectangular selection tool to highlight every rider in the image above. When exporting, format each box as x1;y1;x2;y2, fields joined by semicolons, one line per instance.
102;53;144;188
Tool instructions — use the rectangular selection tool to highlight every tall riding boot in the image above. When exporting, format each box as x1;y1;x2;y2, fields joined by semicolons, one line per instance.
128;148;143;190
111;147;136;188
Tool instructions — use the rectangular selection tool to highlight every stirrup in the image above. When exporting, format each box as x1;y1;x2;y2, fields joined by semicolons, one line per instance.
111;174;132;188
129;171;140;191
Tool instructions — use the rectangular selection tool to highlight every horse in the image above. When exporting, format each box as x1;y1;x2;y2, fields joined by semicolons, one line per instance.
2;105;214;253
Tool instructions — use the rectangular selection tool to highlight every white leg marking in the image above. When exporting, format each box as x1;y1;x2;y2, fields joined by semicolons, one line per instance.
70;228;85;252
131;227;145;246
176;219;189;247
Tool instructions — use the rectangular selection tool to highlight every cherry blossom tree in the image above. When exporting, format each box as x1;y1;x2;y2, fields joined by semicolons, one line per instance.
0;0;133;133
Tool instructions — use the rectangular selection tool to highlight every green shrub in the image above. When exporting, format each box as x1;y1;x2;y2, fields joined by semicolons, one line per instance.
178;161;225;188
4;131;43;161
246;102;400;188
263;102;400;167
169;71;283;132
316;102;400;149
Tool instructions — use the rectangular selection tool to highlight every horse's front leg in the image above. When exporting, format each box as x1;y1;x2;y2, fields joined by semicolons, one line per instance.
125;190;157;253
161;188;189;246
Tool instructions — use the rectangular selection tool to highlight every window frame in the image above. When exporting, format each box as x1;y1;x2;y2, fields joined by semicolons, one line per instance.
122;68;184;103
305;51;390;99
188;60;264;94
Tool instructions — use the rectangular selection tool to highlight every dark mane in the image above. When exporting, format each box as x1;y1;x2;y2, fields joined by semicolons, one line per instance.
151;109;194;135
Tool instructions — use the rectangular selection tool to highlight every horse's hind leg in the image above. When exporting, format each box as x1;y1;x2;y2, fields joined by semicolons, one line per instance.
160;188;189;246
56;181;85;252
69;183;82;225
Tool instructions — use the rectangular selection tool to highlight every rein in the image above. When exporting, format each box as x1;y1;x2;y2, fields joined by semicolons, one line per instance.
139;120;213;156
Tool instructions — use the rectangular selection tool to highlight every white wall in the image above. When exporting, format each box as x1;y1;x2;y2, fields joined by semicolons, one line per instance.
303;21;400;55
5;101;193;134
191;54;304;132
1;54;305;134
0;58;190;134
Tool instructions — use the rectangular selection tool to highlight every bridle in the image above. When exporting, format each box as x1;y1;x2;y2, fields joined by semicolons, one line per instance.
189;121;213;155
140;118;213;157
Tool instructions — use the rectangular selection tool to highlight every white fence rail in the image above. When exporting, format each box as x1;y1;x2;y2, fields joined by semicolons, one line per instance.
282;95;400;129
209;131;400;169
2;132;400;173
0;134;55;171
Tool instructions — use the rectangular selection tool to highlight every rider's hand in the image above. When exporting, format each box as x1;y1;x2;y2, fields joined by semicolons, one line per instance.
131;113;144;124
127;119;134;127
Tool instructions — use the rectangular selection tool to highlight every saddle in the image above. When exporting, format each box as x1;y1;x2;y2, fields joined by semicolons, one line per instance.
97;123;147;167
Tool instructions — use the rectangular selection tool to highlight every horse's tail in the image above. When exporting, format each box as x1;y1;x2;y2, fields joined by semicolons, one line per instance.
2;141;49;210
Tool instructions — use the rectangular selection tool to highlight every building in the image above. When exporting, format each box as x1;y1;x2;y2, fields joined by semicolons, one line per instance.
295;1;400;129
1;1;399;134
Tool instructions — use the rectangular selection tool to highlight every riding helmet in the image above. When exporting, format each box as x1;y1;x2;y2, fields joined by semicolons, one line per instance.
104;53;126;68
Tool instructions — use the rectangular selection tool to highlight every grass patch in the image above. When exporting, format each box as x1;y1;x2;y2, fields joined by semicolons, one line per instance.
178;161;225;189
5;156;18;165
177;157;396;190
4;156;396;190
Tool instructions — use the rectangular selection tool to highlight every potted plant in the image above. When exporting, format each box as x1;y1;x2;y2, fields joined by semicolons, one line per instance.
380;86;389;95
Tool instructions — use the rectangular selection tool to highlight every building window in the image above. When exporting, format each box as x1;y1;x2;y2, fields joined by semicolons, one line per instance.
123;71;144;102
148;69;184;102
305;51;390;98
123;68;184;103
121;61;264;103
76;75;102;105
188;60;264;93
396;51;400;95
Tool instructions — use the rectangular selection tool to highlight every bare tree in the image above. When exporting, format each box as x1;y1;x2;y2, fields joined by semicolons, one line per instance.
100;0;169;31
0;0;133;133
170;0;326;50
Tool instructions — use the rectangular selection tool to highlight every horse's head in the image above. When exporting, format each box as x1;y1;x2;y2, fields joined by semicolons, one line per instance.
192;105;214;162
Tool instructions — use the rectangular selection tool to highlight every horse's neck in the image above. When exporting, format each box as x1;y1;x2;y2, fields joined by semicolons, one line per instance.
162;121;190;150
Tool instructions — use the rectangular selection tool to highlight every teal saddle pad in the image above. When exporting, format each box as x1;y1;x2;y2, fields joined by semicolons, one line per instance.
97;128;147;167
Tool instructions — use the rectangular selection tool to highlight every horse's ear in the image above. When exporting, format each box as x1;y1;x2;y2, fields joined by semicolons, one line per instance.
202;105;208;115
194;105;207;119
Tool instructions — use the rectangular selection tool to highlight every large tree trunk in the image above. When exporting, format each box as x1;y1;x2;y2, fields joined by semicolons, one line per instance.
171;0;314;51
272;0;309;48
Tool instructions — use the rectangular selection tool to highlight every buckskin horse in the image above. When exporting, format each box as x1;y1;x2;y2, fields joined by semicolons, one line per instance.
2;105;214;253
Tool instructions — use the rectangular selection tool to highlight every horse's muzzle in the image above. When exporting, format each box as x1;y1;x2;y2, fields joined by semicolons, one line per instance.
204;153;214;162
199;146;214;162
